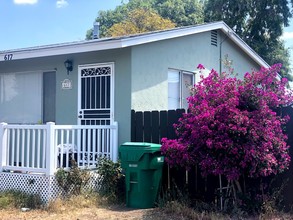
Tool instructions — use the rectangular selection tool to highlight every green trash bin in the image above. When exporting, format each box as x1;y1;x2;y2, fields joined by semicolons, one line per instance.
119;142;164;208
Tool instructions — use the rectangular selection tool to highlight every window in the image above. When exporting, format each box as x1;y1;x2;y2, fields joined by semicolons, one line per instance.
168;69;195;110
0;71;56;124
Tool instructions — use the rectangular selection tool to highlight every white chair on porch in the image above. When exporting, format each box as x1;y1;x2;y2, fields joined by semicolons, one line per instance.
57;143;77;168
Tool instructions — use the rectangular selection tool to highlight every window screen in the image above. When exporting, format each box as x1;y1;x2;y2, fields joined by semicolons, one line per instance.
168;69;194;110
0;72;42;124
182;72;193;109
168;69;180;109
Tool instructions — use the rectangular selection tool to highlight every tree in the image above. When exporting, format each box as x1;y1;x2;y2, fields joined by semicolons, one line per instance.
86;0;155;39
106;8;175;37
86;0;204;38
161;64;293;181
154;0;204;26
86;0;292;79
204;0;293;78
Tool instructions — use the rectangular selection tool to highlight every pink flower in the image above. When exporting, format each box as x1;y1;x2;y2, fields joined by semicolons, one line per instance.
161;63;293;181
197;64;205;70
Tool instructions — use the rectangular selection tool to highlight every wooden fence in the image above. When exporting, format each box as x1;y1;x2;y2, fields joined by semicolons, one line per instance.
131;109;185;143
131;109;218;202
131;107;293;208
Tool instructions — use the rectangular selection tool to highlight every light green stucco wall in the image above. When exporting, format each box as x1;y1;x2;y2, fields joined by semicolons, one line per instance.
219;33;260;77
0;30;264;145
0;48;132;145
130;30;261;111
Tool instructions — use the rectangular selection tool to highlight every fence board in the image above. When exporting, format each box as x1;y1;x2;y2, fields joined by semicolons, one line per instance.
151;111;160;143
167;110;176;139
135;112;143;142
159;111;168;142
143;111;152;142
131;110;135;142
131;109;186;144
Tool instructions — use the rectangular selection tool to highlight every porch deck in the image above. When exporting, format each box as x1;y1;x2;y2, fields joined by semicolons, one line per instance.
0;122;118;176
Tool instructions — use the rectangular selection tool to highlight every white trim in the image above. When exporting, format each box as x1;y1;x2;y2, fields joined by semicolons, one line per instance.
77;65;82;125
0;21;269;68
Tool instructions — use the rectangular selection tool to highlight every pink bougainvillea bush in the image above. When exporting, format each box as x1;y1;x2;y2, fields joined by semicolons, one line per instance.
161;64;293;181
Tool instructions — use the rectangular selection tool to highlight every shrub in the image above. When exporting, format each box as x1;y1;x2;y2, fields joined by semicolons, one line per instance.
0;190;42;209
162;64;293;181
161;64;293;213
96;157;125;204
55;159;90;196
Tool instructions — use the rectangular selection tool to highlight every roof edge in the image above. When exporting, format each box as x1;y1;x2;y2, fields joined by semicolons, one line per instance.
0;21;269;68
218;22;270;68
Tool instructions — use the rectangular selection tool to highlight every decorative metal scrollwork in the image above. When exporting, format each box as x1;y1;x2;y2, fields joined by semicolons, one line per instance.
81;66;111;77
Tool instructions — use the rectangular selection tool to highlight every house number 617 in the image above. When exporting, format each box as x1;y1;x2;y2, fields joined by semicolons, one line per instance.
4;54;13;61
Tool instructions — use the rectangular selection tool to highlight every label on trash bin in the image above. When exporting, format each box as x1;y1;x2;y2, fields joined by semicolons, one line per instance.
129;164;138;168
157;157;164;162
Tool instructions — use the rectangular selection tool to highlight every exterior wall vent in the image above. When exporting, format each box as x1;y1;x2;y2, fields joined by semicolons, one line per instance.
211;30;218;47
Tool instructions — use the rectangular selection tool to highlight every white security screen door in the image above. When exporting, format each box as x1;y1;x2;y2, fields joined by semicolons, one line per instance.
78;63;114;125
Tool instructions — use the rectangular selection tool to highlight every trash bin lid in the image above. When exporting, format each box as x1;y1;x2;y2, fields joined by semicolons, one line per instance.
119;142;162;162
121;142;161;150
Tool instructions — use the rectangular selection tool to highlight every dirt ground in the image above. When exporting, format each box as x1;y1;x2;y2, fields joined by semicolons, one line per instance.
1;205;292;220
0;206;170;220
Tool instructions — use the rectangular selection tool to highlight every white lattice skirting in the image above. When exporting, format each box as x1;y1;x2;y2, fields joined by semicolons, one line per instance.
0;172;100;203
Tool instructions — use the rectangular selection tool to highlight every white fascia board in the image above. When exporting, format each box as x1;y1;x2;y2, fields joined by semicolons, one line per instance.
0;21;269;69
119;21;270;69
0;22;225;62
0;39;123;61
120;21;225;47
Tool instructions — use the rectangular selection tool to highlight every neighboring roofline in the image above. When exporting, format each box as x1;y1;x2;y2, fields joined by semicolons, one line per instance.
0;21;269;68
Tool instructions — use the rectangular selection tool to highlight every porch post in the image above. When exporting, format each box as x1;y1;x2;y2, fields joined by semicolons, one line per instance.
112;122;118;162
0;122;8;172
46;122;55;176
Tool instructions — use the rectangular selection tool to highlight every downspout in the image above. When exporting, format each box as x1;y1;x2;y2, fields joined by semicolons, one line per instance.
219;32;230;75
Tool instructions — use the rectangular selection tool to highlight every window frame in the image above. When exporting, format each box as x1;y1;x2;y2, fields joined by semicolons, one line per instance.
168;68;195;110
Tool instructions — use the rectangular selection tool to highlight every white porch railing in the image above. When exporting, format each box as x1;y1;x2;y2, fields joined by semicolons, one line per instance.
0;122;118;176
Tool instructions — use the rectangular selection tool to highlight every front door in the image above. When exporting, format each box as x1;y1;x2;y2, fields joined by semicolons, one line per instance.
78;63;114;125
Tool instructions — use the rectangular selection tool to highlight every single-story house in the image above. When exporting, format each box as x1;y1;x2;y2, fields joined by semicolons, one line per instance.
0;21;269;201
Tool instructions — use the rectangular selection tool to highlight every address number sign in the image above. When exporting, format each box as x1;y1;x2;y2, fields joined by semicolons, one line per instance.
3;54;13;61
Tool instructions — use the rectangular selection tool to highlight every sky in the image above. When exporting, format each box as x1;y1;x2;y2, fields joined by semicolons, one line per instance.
1;0;293;68
283;22;293;69
0;0;122;50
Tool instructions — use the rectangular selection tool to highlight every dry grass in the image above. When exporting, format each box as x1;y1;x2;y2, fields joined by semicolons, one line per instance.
161;201;231;220
46;194;98;213
0;194;292;220
0;194;157;220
